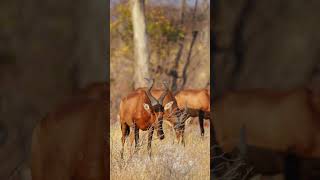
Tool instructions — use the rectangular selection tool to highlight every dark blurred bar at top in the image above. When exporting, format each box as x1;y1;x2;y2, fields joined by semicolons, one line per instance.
211;0;320;180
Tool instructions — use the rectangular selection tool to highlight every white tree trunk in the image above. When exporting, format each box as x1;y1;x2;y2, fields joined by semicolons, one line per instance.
131;0;150;88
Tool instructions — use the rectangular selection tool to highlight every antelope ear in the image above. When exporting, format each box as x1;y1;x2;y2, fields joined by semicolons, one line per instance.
164;101;174;111
143;103;150;111
185;117;192;125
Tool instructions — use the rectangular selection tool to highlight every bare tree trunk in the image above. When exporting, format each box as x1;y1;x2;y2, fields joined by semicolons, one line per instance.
131;0;150;88
170;0;187;92
181;31;198;89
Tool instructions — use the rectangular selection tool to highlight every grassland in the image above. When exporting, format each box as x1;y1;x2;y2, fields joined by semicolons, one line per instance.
110;121;210;180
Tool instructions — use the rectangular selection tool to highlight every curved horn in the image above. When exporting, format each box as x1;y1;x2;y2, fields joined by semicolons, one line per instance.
158;81;169;105
145;78;158;106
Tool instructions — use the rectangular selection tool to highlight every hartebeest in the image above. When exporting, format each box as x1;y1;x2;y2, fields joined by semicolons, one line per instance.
212;87;320;179
134;82;190;145
31;82;108;180
119;79;174;157
175;88;210;136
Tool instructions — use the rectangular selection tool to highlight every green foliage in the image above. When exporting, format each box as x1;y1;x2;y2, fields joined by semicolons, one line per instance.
146;7;184;43
110;2;185;59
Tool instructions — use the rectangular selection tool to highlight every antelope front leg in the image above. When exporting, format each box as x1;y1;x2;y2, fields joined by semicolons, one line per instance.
120;123;129;159
147;127;154;158
199;110;205;137
181;128;185;146
129;126;135;156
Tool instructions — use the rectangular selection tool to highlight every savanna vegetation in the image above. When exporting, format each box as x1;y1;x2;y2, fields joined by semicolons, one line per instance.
110;0;210;179
110;0;210;122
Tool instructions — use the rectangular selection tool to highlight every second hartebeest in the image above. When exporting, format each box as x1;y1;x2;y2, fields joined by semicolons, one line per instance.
119;79;174;157
175;88;210;136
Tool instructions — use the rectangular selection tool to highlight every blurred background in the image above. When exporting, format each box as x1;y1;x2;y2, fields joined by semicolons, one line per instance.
213;0;320;179
0;0;108;179
214;0;320;93
110;0;210;122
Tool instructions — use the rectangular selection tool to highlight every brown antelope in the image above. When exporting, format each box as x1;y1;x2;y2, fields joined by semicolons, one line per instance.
175;88;210;136
212;87;320;179
31;82;108;180
119;79;175;157
134;82;190;145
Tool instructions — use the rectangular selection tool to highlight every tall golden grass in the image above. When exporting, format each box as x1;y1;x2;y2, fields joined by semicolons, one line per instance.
110;121;210;180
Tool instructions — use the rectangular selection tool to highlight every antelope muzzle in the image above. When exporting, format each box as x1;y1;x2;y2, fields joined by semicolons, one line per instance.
157;116;165;140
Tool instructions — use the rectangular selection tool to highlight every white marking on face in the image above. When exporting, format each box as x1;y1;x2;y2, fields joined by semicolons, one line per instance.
164;101;174;111
143;103;150;112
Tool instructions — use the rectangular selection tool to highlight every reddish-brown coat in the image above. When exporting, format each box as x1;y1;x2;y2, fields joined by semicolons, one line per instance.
134;87;188;144
175;89;211;137
175;89;210;113
135;87;180;123
119;90;160;131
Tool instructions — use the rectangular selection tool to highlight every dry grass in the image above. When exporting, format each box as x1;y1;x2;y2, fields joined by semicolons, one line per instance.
110;121;210;180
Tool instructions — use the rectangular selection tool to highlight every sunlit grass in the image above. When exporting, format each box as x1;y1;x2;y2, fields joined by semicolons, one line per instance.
110;120;210;180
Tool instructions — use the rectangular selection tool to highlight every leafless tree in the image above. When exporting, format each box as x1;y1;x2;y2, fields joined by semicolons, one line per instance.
131;0;150;88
